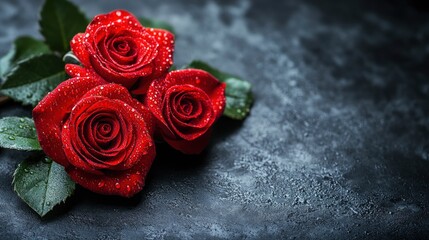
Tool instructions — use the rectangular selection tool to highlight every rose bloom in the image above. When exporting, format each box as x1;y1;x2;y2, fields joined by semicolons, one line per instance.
33;77;155;197
146;69;226;154
66;9;174;92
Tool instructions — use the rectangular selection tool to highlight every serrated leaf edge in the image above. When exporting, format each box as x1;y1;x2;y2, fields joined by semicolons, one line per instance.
12;160;75;217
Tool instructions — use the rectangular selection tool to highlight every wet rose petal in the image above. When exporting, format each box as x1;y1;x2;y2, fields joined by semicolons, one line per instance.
69;10;175;91
33;80;155;197
146;69;226;154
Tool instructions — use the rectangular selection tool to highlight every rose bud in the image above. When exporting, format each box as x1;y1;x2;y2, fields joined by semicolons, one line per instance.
66;9;174;93
33;77;155;197
146;69;226;154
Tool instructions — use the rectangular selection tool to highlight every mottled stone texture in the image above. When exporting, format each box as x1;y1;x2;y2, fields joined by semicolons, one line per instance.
1;0;429;239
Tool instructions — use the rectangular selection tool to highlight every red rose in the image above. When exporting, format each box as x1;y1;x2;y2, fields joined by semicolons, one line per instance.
33;77;155;197
146;69;226;154
66;9;174;92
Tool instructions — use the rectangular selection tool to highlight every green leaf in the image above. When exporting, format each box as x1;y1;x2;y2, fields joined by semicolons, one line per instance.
0;46;14;79
0;36;51;78
223;78;253;119
186;60;253;120
169;65;177;71
0;54;66;106
138;17;175;34
13;156;75;217
0;117;41;151
39;0;88;54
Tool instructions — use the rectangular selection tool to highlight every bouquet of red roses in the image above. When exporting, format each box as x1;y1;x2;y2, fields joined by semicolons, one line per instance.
0;0;252;217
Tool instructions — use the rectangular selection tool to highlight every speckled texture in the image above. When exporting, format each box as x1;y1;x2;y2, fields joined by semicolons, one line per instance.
1;0;429;239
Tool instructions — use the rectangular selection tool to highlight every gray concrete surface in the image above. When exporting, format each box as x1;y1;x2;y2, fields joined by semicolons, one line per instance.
0;0;428;239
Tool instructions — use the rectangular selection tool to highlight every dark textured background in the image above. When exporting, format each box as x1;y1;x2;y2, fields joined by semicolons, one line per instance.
1;0;429;239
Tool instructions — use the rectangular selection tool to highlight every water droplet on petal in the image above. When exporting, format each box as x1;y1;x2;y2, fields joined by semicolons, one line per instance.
98;181;105;188
115;182;121;189
126;185;131;192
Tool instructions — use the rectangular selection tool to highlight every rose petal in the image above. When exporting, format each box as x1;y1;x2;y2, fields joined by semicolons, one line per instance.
70;33;91;66
86;10;143;37
82;84;154;135
145;77;173;136
65;64;99;79
163;85;214;140
62;85;154;171
164;129;212;154
33;77;107;167
71;10;175;92
62;97;133;172
147;69;225;128
132;28;174;94
146;69;225;154
66;145;155;197
165;70;226;118
144;28;174;78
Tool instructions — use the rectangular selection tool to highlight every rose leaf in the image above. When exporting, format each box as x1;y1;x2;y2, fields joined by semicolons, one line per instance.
186;60;253;120
138;17;175;34
0;117;41;151
13;156;75;217
0;36;51;79
39;0;88;54
0;54;67;106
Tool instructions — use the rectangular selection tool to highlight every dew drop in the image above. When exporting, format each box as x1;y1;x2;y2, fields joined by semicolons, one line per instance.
126;185;131;192
115;182;121;189
24;168;29;173
43;158;52;163
8;136;15;140
19;118;25;123
46;201;51;206
18;125;24;129
98;181;105;188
